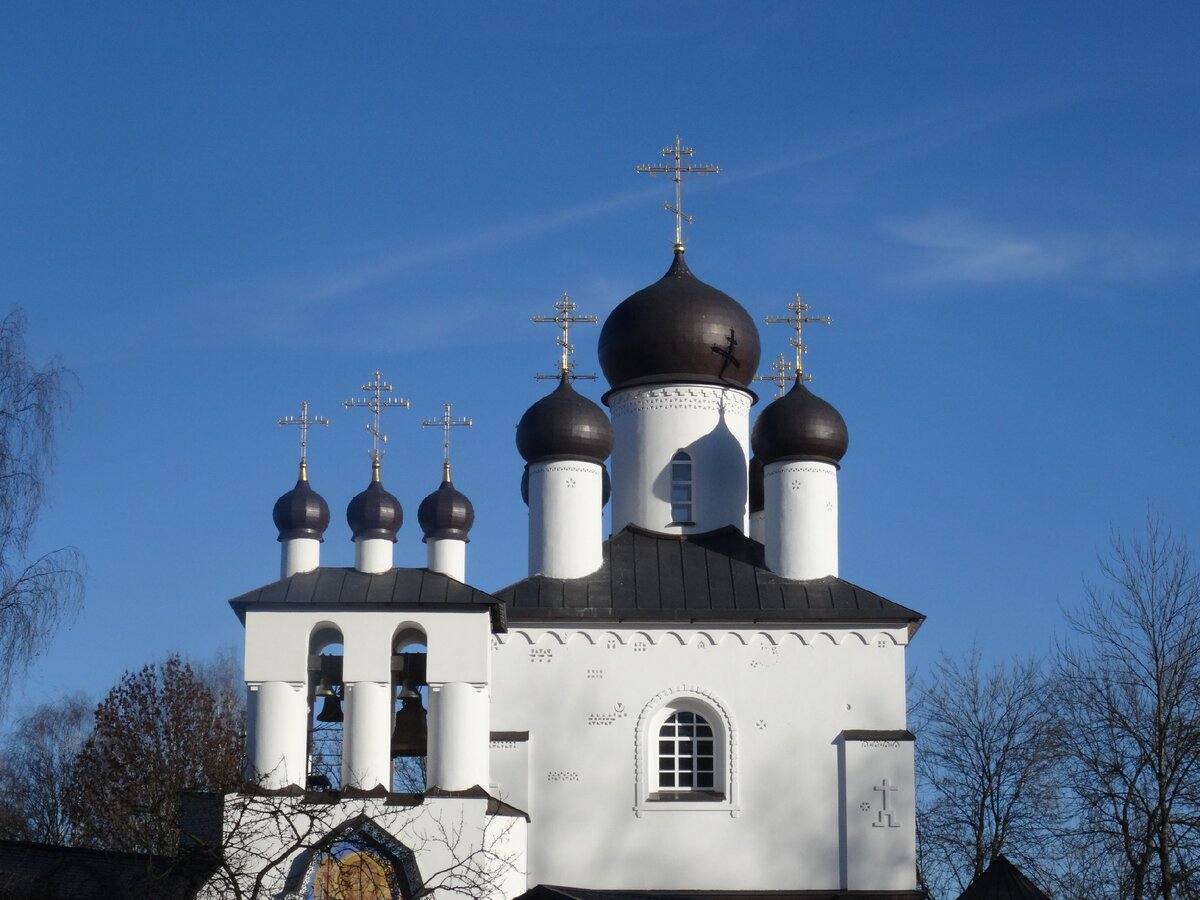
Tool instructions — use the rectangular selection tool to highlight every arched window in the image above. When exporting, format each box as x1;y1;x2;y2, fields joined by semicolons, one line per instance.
657;710;715;792
670;451;693;524
308;626;345;792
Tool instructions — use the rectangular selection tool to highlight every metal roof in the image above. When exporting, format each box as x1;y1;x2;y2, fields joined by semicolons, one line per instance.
956;857;1051;900
496;525;923;631
229;567;506;632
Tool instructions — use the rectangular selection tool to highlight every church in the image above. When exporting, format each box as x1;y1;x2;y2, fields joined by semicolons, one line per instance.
213;140;925;900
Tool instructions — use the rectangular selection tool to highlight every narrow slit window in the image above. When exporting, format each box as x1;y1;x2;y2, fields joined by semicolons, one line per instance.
670;452;693;524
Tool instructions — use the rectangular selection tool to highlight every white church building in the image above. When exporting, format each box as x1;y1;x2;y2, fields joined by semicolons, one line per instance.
213;146;925;900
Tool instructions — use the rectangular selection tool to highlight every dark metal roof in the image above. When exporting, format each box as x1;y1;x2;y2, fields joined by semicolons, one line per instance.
521;886;925;900
751;377;849;466
229;567;506;632
517;373;614;464
598;249;762;398
495;525;923;631
956;857;1051;900
417;478;475;541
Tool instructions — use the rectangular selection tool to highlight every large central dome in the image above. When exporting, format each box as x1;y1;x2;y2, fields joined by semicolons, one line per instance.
598;249;760;399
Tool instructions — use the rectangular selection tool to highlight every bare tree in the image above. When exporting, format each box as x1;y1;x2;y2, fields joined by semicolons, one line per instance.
0;310;83;713
913;648;1061;899
66;655;243;855
1055;516;1200;900
0;693;92;844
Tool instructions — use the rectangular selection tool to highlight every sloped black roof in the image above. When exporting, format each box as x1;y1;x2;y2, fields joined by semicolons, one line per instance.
229;567;506;632
495;525;923;631
956;856;1051;900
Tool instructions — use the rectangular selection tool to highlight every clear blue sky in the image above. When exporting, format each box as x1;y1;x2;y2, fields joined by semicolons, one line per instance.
5;3;1199;714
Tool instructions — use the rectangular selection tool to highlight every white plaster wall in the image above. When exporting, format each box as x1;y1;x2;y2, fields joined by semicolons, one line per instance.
355;537;394;573
527;460;604;578
200;795;527;900
609;384;753;535
842;736;917;891
748;510;765;545
281;537;320;579
427;538;466;581
246;680;308;788
764;460;839;579
489;623;911;892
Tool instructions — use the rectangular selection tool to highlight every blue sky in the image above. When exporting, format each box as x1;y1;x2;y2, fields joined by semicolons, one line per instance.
5;3;1200;714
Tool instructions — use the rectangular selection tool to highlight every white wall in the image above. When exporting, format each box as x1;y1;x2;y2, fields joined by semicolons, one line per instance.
609;384;753;535
763;460;839;579
527;460;604;578
488;622;914;892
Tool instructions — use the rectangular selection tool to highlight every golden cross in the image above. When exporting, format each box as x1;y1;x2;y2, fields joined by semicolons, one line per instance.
764;294;831;381
753;352;798;398
343;370;411;473
278;400;329;481
532;293;598;381
636;135;719;251
421;402;472;482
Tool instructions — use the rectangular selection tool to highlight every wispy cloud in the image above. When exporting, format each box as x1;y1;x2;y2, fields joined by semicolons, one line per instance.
880;212;1200;290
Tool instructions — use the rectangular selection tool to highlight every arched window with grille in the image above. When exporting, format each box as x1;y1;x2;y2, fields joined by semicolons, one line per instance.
637;690;736;814
657;710;715;793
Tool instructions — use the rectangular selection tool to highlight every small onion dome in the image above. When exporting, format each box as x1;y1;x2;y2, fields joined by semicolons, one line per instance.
273;469;330;542
418;479;475;542
598;249;761;397
346;466;403;542
748;456;764;514
521;462;612;507
751;377;849;466
516;373;614;464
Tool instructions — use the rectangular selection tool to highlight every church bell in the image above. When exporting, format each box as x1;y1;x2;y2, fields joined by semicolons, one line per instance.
390;680;427;758
313;655;344;723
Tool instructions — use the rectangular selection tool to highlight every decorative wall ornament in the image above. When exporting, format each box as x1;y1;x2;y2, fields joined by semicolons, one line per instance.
529;648;554;664
609;384;753;420
587;702;627;726
547;771;580;782
586;668;604;679
755;719;767;730
540;463;602;476
870;779;901;828
763;465;833;479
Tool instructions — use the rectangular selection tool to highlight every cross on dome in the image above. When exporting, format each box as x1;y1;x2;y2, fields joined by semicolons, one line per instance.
421;402;473;482
277;400;329;481
532;293;598;382
764;294;831;381
636;135;719;251
753;352;797;398
343;370;411;476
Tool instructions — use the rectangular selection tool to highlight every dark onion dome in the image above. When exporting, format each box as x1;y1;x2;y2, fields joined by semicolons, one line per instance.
751;376;849;466
598;249;761;398
346;464;403;542
516;373;614;464
748;456;764;514
521;462;612;507
418;478;475;542
273;466;330;542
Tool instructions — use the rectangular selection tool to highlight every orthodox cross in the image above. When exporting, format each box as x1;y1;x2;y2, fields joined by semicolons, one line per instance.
532;293;598;381
421;402;473;482
711;328;740;379
871;779;900;828
636;135;720;251
343;370;411;474
753;352;797;398
278;400;329;481
764;294;831;381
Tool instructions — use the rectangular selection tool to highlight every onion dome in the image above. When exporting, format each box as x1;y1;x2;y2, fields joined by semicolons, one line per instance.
273;462;330;542
748;456;764;514
598;249;761;397
346;461;403;542
418;478;475;542
516;373;614;464
751;376;849;466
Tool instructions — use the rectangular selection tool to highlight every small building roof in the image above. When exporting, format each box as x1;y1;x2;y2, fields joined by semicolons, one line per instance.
229;567;506;632
496;525;923;633
956;856;1052;900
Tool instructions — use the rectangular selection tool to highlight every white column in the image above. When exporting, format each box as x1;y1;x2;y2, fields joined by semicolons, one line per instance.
528;460;603;578
764;460;839;579
609;383;752;535
247;681;307;789
427;682;489;791
280;538;320;580
354;538;393;574
341;681;392;791
427;538;466;581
